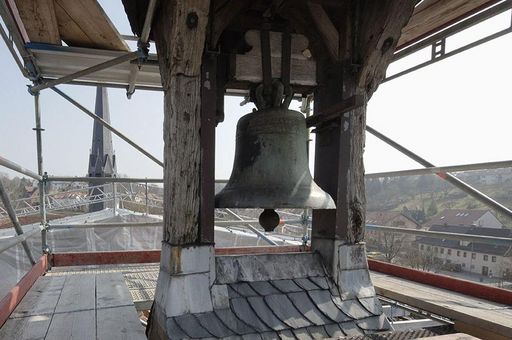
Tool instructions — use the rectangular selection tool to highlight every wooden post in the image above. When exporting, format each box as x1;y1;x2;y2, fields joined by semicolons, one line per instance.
152;0;211;245
312;0;415;247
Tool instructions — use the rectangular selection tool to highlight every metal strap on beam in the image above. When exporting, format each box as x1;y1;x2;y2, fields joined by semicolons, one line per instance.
0;155;41;180
365;160;512;178
51;86;164;167
366;224;512;246
0;179;36;264
30;51;139;93
366;125;512;220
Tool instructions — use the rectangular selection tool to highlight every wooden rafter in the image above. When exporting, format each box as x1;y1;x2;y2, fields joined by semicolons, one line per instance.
13;0;60;45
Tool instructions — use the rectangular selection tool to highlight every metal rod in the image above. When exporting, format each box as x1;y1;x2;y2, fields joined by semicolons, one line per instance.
0;226;42;255
366;125;512;219
145;181;149;215
140;0;158;43
365;160;512;179
225;209;278;245
46;176;163;183
126;0;157;98
30;51;139;93
33;93;48;254
0;179;36;264
48;219;302;230
0;20;28;77
51;86;164;167
0;155;41;180
366;224;512;246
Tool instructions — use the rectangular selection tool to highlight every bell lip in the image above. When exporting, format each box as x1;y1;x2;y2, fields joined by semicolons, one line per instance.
214;196;336;210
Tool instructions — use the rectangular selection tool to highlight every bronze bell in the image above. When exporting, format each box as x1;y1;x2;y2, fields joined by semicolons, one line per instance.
215;84;335;218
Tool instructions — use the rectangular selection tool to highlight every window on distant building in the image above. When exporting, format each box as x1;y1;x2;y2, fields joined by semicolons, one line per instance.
457;250;460;256
420;245;424;250
462;263;466;268
427;246;431;251
463;252;467;258
448;249;452;255
471;264;475;269
472;253;476;259
492;256;497;263
440;248;444;254
434;247;438;253
484;255;488;261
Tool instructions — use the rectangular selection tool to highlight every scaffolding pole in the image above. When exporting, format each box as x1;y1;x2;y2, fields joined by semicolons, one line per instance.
0;155;41;180
0;179;36;264
33;93;48;253
366;125;512;220
51;86;164;167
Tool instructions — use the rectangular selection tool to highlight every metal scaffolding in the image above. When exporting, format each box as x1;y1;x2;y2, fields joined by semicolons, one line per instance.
0;1;511;269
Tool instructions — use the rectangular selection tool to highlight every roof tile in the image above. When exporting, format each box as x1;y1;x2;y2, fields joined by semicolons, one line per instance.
270;280;303;293
249;281;281;296
332;297;371;320
358;297;383;316
195;312;235;338
308;276;329;290
293;278;321;291
215;308;257;335
174;314;214;338
247;296;288;331
291;328;313;340
166;317;190;340
287;292;332;326
324;323;345;338
306;326;329;339
307;290;351;323
231;298;271;332
264;294;312;329
230;283;260;297
277;329;296;340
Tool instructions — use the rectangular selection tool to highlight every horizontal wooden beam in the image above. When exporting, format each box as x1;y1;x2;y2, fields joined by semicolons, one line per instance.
368;259;512;305
0;255;48;328
50;246;312;267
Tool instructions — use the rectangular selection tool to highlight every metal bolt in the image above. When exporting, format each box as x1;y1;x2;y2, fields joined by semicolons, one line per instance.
186;12;198;29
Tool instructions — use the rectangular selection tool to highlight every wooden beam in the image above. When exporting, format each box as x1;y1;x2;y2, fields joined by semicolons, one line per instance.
398;0;497;49
0;255;47;328
153;0;210;245
306;2;339;60
210;0;252;48
13;0;60;44
53;0;129;51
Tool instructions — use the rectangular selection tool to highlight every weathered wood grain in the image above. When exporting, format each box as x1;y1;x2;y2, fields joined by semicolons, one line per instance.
10;276;65;318
13;0;60;44
53;0;129;51
372;272;512;339
96;273;133;309
0;314;52;340
54;274;95;313
398;0;494;48
153;0;211;245
45;310;95;340
307;2;339;60
97;305;146;340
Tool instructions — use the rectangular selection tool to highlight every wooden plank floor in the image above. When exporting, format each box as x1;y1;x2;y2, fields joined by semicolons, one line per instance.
371;271;512;340
0;272;145;340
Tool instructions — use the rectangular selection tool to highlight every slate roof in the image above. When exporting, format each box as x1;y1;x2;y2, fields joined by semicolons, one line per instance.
418;225;512;256
164;253;391;339
425;209;494;227
366;211;420;228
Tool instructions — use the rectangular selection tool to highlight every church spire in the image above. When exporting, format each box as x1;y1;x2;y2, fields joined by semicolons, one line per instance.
88;86;116;212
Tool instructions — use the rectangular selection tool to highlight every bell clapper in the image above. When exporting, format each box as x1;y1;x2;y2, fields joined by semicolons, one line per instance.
259;209;280;232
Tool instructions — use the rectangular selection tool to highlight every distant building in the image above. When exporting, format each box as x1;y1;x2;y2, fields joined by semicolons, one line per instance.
87;87;117;212
366;211;421;251
425;209;503;229
366;211;421;229
417;225;512;279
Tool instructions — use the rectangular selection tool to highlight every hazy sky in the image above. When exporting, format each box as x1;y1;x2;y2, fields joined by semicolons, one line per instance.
0;4;510;181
